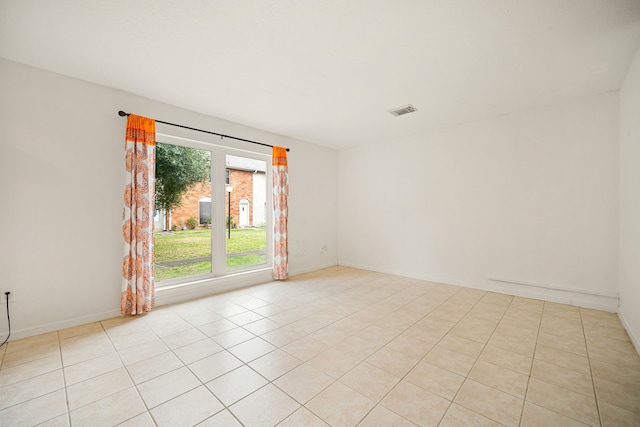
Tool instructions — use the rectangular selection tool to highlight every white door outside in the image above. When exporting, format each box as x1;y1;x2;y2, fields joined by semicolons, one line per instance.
239;199;250;227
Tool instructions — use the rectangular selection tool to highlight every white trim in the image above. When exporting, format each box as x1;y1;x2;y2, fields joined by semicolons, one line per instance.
5;309;121;341
212;150;227;275
488;277;618;299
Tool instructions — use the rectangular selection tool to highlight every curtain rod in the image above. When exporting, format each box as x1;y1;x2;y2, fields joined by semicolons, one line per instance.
118;111;289;152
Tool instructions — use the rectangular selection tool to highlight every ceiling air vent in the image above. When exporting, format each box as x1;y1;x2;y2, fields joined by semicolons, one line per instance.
388;104;418;117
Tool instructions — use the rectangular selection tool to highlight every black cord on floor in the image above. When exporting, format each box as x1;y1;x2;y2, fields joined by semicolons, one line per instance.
0;294;10;348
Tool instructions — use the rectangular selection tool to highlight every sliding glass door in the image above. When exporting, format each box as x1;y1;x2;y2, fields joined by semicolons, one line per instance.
153;136;271;286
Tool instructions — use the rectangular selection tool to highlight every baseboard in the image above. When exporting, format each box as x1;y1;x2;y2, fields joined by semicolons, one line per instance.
3;309;122;341
337;262;619;312
338;261;493;289
618;308;640;356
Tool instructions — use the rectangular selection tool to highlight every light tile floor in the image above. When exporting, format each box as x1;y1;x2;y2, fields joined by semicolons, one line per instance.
1;266;639;426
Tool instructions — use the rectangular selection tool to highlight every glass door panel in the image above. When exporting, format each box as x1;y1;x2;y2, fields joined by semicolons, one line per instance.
225;154;267;271
154;142;212;281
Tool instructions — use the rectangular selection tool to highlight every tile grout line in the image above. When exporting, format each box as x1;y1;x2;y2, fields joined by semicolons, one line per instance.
0;331;69;425
523;304;601;426
143;315;231;426
57;330;74;427
340;285;491;425
580;307;603;427
101;317;159;426
340;283;463;425
171;300;295;426
231;281;379;425
517;300;545;427
255;278;441;425
240;278;431;424
438;290;522;426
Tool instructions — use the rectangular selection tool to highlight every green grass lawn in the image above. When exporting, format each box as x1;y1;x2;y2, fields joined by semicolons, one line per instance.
156;261;212;280
154;229;212;262
154;227;267;281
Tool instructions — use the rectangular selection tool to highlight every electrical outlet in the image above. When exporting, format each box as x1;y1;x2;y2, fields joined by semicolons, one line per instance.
2;289;15;303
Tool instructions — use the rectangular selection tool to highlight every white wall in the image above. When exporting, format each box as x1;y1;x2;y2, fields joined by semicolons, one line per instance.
0;53;631;342
339;92;619;311
619;48;640;351
0;58;338;339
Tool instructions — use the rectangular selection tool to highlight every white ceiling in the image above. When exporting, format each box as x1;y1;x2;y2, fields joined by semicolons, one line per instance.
1;1;640;149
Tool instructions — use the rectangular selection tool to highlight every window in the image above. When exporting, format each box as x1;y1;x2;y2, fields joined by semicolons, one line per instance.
198;197;211;225
154;136;271;285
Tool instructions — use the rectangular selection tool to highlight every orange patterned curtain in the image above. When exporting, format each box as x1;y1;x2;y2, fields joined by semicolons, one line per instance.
121;115;156;314
272;147;289;280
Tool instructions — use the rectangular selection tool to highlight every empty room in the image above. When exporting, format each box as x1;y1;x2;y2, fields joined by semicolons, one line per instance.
1;1;640;426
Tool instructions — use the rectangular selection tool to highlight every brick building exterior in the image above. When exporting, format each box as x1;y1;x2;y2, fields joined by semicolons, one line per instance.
159;168;265;230
168;181;211;230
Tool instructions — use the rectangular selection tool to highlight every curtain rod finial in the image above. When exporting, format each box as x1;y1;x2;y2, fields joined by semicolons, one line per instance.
118;110;129;117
